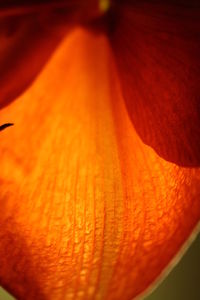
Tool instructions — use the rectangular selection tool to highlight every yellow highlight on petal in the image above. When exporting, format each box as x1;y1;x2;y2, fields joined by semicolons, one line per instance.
99;0;110;13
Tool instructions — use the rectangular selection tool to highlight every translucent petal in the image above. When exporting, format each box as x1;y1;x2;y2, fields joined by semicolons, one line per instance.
0;27;199;300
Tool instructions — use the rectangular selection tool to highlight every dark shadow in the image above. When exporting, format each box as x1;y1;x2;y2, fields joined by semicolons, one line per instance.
0;6;74;110
110;1;200;167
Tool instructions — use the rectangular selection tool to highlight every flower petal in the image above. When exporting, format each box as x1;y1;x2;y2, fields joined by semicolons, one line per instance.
0;27;124;300
0;27;199;300
110;1;200;166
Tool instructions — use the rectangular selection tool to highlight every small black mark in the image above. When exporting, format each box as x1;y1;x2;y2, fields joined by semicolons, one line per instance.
0;123;14;131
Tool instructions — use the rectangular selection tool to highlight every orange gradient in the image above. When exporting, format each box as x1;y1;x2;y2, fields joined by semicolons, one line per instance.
0;27;199;300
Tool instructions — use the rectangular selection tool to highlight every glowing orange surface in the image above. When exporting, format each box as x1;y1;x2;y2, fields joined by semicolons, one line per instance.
0;28;199;299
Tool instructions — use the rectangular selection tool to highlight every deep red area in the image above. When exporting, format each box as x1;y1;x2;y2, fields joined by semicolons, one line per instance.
111;1;200;167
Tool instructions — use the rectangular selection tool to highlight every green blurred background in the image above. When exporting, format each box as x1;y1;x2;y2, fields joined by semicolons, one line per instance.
145;232;200;300
0;232;199;300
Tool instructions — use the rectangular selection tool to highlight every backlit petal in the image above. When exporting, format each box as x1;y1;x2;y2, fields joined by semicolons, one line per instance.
0;27;124;300
0;27;199;300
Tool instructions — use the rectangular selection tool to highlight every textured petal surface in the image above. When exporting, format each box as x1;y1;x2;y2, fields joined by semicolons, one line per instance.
0;27;199;300
111;0;200;166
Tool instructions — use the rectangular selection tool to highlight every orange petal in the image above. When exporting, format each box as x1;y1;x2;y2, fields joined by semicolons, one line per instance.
0;27;199;300
110;1;200;167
